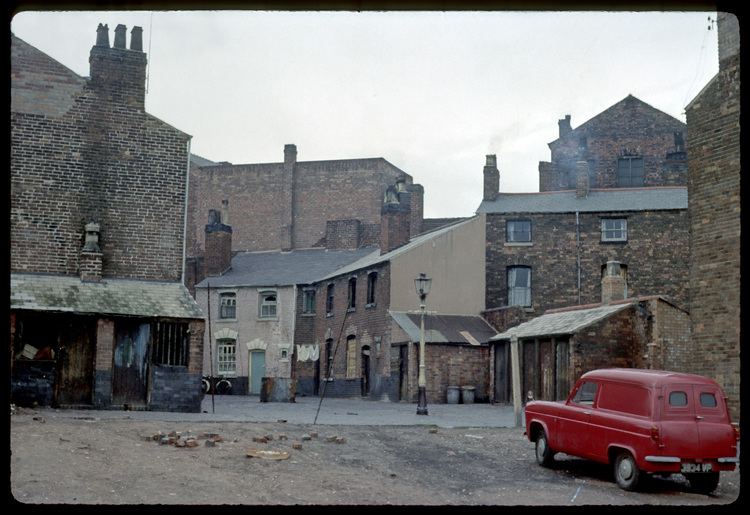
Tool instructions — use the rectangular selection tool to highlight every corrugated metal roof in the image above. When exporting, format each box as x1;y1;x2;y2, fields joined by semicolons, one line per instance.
490;303;631;341
390;311;497;345
196;247;379;288
10;273;204;319
476;187;687;214
319;217;478;281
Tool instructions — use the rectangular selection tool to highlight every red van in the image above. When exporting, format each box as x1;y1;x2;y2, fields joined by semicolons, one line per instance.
524;368;739;493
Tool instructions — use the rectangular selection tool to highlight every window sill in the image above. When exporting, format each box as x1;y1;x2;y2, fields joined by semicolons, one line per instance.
326;313;334;318
600;239;628;244
257;317;279;322
523;307;535;313
365;303;377;309
346;307;356;313
217;318;237;323
504;242;533;247
301;313;316;317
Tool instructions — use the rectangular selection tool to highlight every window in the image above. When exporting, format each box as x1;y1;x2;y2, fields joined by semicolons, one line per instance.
326;284;334;315
601;218;627;242
259;291;277;319
506;220;531;243
219;292;236;319
217;339;236;375
572;381;598;405
302;289;316;314
346;336;357;378
669;391;688;407
507;266;531;307
150;321;189;366
348;277;357;310
617;157;644;187
366;272;378;305
699;392;718;408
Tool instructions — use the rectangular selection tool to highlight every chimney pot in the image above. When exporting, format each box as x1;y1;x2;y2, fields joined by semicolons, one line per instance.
95;23;110;47
284;144;297;164
113;24;127;49
486;154;497;167
130;26;143;51
601;260;627;304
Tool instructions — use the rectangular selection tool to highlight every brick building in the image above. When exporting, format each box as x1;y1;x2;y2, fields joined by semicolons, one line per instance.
184;146;425;293
490;289;691;404
479;152;689;324
10;25;205;412
538;95;688;192
685;12;740;418
303;182;488;401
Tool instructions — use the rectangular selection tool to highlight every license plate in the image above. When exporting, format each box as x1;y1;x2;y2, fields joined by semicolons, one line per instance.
681;462;713;473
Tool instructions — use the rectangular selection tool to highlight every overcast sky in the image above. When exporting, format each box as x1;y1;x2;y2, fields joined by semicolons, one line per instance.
11;10;718;218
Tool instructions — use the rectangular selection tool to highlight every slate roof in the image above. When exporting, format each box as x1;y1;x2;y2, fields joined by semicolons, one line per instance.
390;311;498;345
490;303;632;341
195;247;379;288
476;187;687;214
319;217;477;281
189;153;218;167
10;273;204;319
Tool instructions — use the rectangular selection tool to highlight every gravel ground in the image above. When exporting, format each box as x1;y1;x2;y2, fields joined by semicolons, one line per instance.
10;407;740;505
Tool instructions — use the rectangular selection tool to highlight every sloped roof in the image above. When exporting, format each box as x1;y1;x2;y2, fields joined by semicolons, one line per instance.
195;247;379;288
319;217;477;281
10;273;204;319
390;311;497;345
477;187;687;214
490;303;632;341
190;153;218;167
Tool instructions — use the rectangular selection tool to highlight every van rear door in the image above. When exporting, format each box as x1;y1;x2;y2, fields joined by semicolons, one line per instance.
693;386;736;459
660;383;700;459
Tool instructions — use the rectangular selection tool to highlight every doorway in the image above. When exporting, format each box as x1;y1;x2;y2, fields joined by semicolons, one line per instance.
398;345;408;401
493;341;510;404
361;345;370;396
113;321;150;407
249;350;266;395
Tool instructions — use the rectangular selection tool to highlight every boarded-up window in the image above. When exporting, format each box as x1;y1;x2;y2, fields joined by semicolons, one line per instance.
150;321;189;366
346;336;357;378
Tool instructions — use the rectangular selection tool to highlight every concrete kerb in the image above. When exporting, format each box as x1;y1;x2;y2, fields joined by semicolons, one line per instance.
24;395;521;428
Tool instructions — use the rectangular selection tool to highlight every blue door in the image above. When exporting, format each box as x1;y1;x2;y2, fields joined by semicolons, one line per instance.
249;351;266;394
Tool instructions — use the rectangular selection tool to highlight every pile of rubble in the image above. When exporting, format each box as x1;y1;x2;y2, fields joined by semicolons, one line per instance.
147;430;223;448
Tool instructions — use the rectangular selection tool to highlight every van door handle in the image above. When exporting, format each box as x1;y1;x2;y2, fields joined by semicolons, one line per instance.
583;411;591;416
695;416;704;420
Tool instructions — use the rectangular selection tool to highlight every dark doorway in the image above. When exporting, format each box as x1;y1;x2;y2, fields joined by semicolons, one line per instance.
493;342;510;404
398;345;408;401
113;320;150;407
361;345;370;396
313;356;320;395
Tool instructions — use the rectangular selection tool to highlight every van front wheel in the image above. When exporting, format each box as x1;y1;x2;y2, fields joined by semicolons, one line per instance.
535;431;555;467
614;452;641;491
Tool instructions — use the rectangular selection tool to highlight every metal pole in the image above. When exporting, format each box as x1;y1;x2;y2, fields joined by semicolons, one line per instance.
207;282;215;414
510;335;522;427
416;299;428;415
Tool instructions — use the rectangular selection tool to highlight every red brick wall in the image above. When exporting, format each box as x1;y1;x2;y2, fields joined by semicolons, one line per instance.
406;343;490;403
540;96;687;191
686;13;740;418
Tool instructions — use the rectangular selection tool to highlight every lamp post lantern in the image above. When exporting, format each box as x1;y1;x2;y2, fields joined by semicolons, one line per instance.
414;273;431;415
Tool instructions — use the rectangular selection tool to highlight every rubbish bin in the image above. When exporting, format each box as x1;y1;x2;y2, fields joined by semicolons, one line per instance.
446;385;460;404
461;386;475;404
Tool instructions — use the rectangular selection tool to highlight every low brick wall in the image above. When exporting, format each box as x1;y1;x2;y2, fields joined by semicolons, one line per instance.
11;360;56;407
148;366;202;413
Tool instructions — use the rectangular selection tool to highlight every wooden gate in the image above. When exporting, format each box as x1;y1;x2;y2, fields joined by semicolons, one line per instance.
539;339;555;401
555;338;570;400
113;321;150;406
55;317;96;406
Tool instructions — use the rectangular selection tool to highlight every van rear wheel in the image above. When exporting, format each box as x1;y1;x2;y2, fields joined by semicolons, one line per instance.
686;472;720;494
614;452;641;491
535;431;555;467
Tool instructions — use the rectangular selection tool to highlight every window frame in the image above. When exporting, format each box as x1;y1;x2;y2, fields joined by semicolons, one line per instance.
601;218;628;242
216;338;237;376
219;291;237;320
506;219;532;244
345;336;357;379
507;265;532;308
326;283;334;316
258;290;278;319
302;288;316;315
366;271;378;306
616;156;645;187
347;277;357;311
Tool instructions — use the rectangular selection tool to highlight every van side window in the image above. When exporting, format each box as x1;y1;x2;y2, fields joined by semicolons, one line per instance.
572;381;597;405
699;392;718;408
598;383;651;416
669;391;688;407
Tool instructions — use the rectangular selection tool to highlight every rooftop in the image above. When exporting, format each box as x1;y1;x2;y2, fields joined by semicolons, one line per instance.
390;311;498;345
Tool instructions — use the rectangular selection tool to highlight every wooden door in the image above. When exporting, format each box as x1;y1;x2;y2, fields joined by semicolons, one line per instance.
522;340;537;401
540;339;555;401
55;317;96;406
555;338;570;400
113;321;150;406
493;342;509;403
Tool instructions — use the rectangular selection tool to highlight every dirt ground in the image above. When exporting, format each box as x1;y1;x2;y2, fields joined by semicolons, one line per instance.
9;407;741;505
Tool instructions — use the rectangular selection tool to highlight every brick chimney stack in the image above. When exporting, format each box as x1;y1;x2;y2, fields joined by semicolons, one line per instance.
280;144;297;251
80;222;103;282
380;182;411;254
575;160;589;198
483;154;499;201
89;22;147;111
558;115;572;138
601;261;627;304
205;209;232;277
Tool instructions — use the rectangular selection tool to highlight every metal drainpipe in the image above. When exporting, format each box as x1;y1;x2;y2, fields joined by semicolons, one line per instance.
576;211;581;305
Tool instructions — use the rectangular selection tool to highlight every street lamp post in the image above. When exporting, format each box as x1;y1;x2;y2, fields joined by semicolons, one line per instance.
414;273;432;416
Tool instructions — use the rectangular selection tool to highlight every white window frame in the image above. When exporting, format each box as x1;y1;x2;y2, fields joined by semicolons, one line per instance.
601;218;628;242
219;291;237;320
258;291;278;319
507;266;532;307
216;338;237;376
